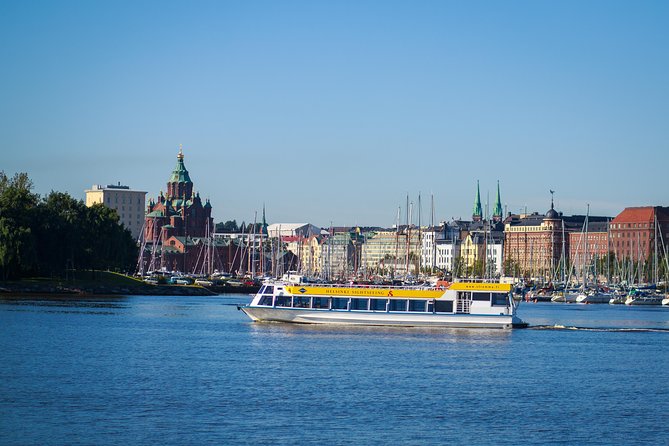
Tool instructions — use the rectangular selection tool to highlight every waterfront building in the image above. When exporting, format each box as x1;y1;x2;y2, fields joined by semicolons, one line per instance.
458;222;504;278
420;225;444;271
321;231;355;280
144;148;213;243
137;148;217;274
567;220;610;281
282;235;324;277
85;183;147;240
266;223;321;238
609;206;669;282
504;196;612;281
435;238;460;273
363;228;420;276
503;200;565;280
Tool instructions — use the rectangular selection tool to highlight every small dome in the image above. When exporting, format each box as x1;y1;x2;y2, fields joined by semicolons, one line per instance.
545;208;559;219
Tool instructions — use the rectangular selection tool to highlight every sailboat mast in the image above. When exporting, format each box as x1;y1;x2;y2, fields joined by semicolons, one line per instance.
583;204;590;288
431;194;435;274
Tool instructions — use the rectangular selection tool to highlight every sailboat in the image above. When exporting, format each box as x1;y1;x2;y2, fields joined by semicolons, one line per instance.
624;288;663;305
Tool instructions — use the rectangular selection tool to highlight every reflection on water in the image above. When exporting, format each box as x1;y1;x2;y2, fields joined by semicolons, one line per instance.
248;320;514;344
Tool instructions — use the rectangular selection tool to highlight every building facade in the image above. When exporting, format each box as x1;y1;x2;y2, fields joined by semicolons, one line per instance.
609;207;669;262
85;183;147;240
144;149;213;244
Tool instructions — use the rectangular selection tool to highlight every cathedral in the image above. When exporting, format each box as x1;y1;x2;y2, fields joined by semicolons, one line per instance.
144;148;213;242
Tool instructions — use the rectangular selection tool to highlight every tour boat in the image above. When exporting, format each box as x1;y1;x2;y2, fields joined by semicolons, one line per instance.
239;280;527;329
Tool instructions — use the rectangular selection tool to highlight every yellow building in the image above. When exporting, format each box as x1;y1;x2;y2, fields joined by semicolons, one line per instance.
299;235;323;276
85;183;147;240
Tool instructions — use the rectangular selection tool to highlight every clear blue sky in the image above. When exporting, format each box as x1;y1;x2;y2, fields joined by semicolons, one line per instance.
2;1;668;228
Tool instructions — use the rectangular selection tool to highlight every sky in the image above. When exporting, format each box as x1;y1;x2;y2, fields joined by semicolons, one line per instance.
2;0;668;228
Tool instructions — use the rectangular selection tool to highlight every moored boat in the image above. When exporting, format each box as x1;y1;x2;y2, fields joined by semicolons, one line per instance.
624;289;664;306
576;290;613;304
239;280;527;329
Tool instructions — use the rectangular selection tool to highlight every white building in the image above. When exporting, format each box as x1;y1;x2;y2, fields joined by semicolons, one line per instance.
85;183;147;240
435;239;460;272
266;223;321;238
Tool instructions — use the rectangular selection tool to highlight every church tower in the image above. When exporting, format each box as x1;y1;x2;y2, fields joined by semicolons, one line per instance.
166;146;193;199
492;181;503;223
472;180;483;222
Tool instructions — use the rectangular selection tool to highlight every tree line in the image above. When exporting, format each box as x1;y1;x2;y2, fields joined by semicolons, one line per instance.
0;172;138;280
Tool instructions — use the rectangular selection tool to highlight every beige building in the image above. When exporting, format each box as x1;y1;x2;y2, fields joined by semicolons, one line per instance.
85;183;147;240
362;228;421;276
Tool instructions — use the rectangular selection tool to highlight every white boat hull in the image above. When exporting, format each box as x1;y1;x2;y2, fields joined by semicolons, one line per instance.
624;296;664;305
576;293;612;304
552;292;578;303
240;306;523;329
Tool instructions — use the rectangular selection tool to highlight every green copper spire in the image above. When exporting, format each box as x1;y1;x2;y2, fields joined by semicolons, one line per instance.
493;180;503;220
168;145;193;184
261;204;268;235
472;180;483;221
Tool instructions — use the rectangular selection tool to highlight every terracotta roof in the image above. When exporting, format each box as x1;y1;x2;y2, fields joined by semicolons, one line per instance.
612;207;656;224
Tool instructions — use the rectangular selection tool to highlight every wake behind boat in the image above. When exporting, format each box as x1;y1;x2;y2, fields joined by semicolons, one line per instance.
239;278;527;329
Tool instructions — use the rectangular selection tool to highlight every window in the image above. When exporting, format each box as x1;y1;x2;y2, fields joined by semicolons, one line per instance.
350;298;369;310
312;297;329;309
408;300;426;312
370;299;387;311
472;292;491;302
332;298;348;310
294;297;310;308
275;296;292;307
259;296;273;306
389;299;408;311
435;300;453;313
492;293;509;306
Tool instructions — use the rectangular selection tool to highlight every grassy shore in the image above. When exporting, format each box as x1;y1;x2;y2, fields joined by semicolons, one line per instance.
0;271;216;296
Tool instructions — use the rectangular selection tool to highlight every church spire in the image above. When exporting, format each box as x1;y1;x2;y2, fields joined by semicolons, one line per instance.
493;180;503;222
261;204;268;235
472;180;483;222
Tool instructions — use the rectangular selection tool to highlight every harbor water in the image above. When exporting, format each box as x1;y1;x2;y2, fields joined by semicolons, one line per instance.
1;294;668;445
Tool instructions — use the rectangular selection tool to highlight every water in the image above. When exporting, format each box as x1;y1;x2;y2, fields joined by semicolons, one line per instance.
1;295;668;445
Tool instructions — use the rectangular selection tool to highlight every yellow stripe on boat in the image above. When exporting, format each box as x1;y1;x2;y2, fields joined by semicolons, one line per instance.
285;286;446;299
448;282;513;292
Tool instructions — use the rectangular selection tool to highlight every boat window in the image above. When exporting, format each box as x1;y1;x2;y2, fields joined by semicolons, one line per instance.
492;293;509;306
435;300;453;313
258;296;273;306
264;286;274;295
388;299;408;311
312;297;330;309
408;300;426;312
370;298;387;311
275;296;292;307
472;292;491;302
294;297;310;308
350;298;369;311
332;298;349;310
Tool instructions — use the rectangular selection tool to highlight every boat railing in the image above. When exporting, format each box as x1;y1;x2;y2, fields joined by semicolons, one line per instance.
263;280;443;291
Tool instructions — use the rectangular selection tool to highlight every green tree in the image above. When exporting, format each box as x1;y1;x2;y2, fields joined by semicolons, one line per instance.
0;172;39;279
215;220;239;233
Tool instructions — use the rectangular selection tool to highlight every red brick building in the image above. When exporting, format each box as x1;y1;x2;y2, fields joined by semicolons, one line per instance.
144;148;213;243
609;206;669;262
